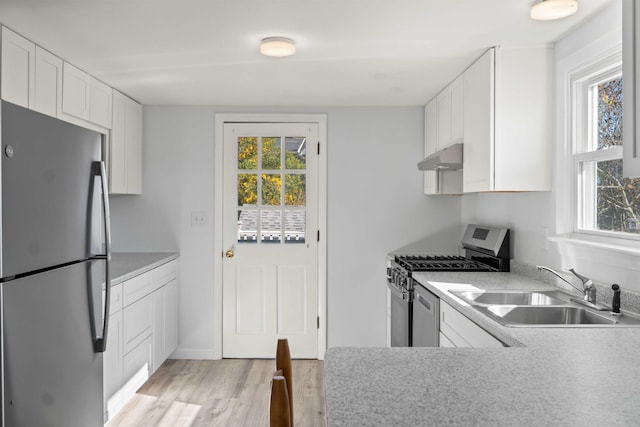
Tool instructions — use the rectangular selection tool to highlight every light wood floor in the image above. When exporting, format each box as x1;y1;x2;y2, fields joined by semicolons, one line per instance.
107;359;326;427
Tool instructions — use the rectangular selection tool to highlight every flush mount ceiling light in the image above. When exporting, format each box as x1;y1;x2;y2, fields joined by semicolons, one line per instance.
260;37;296;57
530;0;578;21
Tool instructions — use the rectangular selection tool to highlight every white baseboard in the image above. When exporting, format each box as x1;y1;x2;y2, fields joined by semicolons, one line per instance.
170;347;219;360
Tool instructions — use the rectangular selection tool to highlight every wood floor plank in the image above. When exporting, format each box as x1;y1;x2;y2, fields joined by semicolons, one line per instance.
107;359;326;427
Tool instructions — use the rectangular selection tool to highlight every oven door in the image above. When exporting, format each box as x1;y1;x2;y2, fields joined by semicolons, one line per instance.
387;280;412;347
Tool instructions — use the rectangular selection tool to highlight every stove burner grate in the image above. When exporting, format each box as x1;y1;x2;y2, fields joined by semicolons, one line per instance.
394;255;496;272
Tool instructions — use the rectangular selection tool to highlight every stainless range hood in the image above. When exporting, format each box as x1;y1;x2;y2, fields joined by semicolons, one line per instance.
417;142;463;171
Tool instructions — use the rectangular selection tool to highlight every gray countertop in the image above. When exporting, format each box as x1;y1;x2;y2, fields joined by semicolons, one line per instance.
110;252;179;285
324;271;640;426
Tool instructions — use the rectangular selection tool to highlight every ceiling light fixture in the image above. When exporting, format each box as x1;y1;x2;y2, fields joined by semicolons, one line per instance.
260;37;296;57
530;0;578;21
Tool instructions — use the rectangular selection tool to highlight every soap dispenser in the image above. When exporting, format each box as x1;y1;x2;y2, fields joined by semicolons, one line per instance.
611;284;621;316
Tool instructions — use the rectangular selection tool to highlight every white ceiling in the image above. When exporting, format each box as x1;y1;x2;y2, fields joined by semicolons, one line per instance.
0;0;615;106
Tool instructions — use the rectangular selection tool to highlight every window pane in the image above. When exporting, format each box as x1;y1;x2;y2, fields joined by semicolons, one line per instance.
238;137;258;169
238;174;257;207
237;209;257;243
285;174;306;206
285;137;306;169
595;159;640;233
261;174;281;206
597;77;623;150
261;210;281;243
262;137;281;170
285;210;305;243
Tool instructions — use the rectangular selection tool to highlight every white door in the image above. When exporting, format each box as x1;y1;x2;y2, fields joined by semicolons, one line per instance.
222;123;319;358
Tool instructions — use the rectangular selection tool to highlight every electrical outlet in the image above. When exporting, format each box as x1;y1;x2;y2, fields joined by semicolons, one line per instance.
191;211;207;227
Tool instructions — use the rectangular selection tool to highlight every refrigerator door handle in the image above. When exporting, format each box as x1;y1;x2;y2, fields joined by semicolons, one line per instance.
92;161;111;353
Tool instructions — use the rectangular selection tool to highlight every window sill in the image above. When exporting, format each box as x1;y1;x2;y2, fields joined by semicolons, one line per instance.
549;234;640;258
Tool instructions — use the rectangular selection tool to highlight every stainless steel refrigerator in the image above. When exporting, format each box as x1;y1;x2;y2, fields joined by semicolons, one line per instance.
0;100;111;426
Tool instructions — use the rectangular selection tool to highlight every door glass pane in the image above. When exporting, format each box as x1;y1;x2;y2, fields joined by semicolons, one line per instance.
237;209;257;243
238;137;258;169
261;174;281;206
261;210;281;243
262;137;281;170
285;137;306;169
592;159;640;233
285;174;306;206
238;174;257;207
285;210;305;244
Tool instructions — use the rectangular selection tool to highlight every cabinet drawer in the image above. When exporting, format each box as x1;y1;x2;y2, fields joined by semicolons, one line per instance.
109;283;123;315
123;272;153;307
440;322;472;348
121;335;151;405
149;260;177;287
440;300;503;348
439;331;456;348
123;297;152;355
123;335;152;380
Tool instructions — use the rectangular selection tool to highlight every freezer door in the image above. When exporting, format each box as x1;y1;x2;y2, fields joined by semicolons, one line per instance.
1;260;105;426
0;101;103;278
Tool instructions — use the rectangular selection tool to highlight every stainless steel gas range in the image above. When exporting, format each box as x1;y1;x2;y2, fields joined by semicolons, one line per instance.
386;224;510;347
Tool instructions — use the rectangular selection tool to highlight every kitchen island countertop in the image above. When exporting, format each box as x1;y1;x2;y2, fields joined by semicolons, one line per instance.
110;251;178;285
325;271;640;426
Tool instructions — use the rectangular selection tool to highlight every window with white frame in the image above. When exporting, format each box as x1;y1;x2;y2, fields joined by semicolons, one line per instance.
571;57;640;237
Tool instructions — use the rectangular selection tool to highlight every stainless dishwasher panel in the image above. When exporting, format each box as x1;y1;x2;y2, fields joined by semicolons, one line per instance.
387;280;412;347
412;283;439;347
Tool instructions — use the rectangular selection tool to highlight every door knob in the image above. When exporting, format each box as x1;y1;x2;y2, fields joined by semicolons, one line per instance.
225;249;235;258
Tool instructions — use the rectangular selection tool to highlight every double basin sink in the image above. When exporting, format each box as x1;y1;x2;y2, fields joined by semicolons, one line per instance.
449;289;640;327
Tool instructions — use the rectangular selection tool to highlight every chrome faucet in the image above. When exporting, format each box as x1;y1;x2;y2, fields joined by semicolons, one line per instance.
536;266;609;311
566;268;596;304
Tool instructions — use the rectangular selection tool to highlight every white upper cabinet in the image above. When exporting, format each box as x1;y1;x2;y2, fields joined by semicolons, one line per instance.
1;26;35;108
423;75;464;195
435;75;464;152
623;0;640;177
423;99;439;195
89;77;112;129
34;46;62;117
450;75;464;143
62;61;90;120
62;61;113;128
111;90;142;194
463;46;551;193
436;89;451;151
463;49;494;192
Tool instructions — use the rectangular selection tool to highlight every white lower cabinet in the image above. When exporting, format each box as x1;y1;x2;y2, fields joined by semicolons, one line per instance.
439;300;503;348
103;259;178;423
152;278;178;372
103;307;123;422
438;331;455;348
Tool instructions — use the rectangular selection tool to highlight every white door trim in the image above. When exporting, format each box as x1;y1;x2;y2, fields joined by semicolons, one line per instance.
213;113;327;360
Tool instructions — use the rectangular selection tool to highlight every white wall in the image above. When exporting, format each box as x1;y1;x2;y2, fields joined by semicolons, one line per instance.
110;106;462;355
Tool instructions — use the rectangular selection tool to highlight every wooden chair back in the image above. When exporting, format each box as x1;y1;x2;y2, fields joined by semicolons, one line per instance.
270;373;291;427
275;338;293;424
